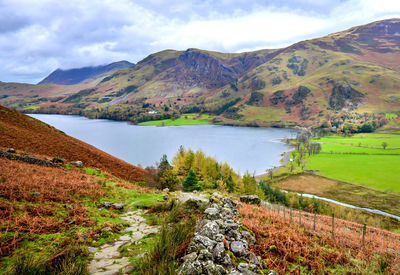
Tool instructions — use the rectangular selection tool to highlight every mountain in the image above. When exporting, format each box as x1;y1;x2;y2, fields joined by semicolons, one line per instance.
38;60;134;85
0;104;146;181
2;19;400;128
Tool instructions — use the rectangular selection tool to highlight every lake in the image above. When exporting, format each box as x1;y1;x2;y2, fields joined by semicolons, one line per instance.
29;114;297;175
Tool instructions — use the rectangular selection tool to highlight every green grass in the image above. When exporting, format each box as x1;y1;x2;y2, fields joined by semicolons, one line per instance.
320;143;400;154
385;112;398;120
313;133;400;149
307;151;400;192
139;114;212;126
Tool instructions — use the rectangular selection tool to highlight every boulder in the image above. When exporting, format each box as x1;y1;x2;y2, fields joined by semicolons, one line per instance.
204;208;220;220
178;260;202;275
199;221;220;239
192;235;217;249
70;160;84;168
100;202;113;208
212;242;225;262
231;241;247;257
7;148;15;153
240;195;261;206
112;203;124;210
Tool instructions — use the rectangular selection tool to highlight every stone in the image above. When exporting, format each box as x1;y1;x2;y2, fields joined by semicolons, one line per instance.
101;227;113;233
198;249;213;261
32;192;40;197
51;157;65;164
268;271;278;275
241;230;256;245
182;252;197;262
223;221;239;231
88;247;98;253
214;233;225;242
221;207;233;218
204;208;220;220
7;148;15;153
112;203;124;210
100;201;113;208
216;264;227;275
163;188;169;192
226;229;241;241
70;160;84;168
176;193;209;204
119;235;131;241
223;254;232;267
193;234;217;248
231;241;247;257
240;195;261;206
203;260;218;275
178;260;202;275
212;242;225;262
237;263;249;272
199;221;220;239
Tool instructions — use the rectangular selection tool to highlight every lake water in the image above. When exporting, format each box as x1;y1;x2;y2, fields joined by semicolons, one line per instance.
29;114;297;175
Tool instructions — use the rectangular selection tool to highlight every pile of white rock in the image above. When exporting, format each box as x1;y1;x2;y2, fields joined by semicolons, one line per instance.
178;194;276;275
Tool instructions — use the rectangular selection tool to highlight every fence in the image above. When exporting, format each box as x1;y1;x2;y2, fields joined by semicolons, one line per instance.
260;201;400;265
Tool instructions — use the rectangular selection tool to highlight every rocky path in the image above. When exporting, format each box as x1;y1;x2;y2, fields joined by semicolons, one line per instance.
87;209;159;275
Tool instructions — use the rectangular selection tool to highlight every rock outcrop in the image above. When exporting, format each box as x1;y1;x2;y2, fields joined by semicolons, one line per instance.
178;194;269;275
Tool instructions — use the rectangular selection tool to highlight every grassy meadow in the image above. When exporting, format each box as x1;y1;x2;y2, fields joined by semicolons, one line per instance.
306;133;400;192
139;114;212;126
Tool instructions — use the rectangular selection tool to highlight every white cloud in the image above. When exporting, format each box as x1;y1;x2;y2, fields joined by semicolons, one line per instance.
0;0;399;83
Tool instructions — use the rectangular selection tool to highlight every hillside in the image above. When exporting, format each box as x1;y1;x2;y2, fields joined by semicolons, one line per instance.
38;61;134;85
0;104;146;181
1;19;400;128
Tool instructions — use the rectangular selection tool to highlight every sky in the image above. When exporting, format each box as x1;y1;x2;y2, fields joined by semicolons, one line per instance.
1;0;400;84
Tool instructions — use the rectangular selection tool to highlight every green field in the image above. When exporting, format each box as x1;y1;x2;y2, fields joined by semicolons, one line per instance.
386;112;398;120
308;133;400;192
307;154;400;192
314;133;400;148
139;114;212;126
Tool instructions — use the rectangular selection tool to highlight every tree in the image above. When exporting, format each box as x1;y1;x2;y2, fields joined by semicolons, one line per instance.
242;172;257;195
159;169;179;191
226;175;235;193
157;154;171;180
382;142;388;149
183;169;202;192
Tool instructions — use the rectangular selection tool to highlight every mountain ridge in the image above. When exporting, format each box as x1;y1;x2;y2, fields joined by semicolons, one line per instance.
38;60;134;85
1;18;400;129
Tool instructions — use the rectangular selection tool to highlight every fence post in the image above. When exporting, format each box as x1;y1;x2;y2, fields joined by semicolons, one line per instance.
313;213;316;231
362;223;366;248
283;208;286;219
299;210;302;225
290;208;292;222
332;214;335;240
278;206;280;216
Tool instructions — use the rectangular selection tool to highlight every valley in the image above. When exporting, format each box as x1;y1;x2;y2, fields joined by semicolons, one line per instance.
1;16;400;274
1;19;400;130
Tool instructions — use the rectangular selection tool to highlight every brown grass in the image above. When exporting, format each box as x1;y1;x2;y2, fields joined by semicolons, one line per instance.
239;204;400;274
0;158;106;257
0;104;147;181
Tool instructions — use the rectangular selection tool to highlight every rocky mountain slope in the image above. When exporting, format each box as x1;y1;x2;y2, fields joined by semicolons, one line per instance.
38;60;134;85
0;104;146;181
1;19;400;127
